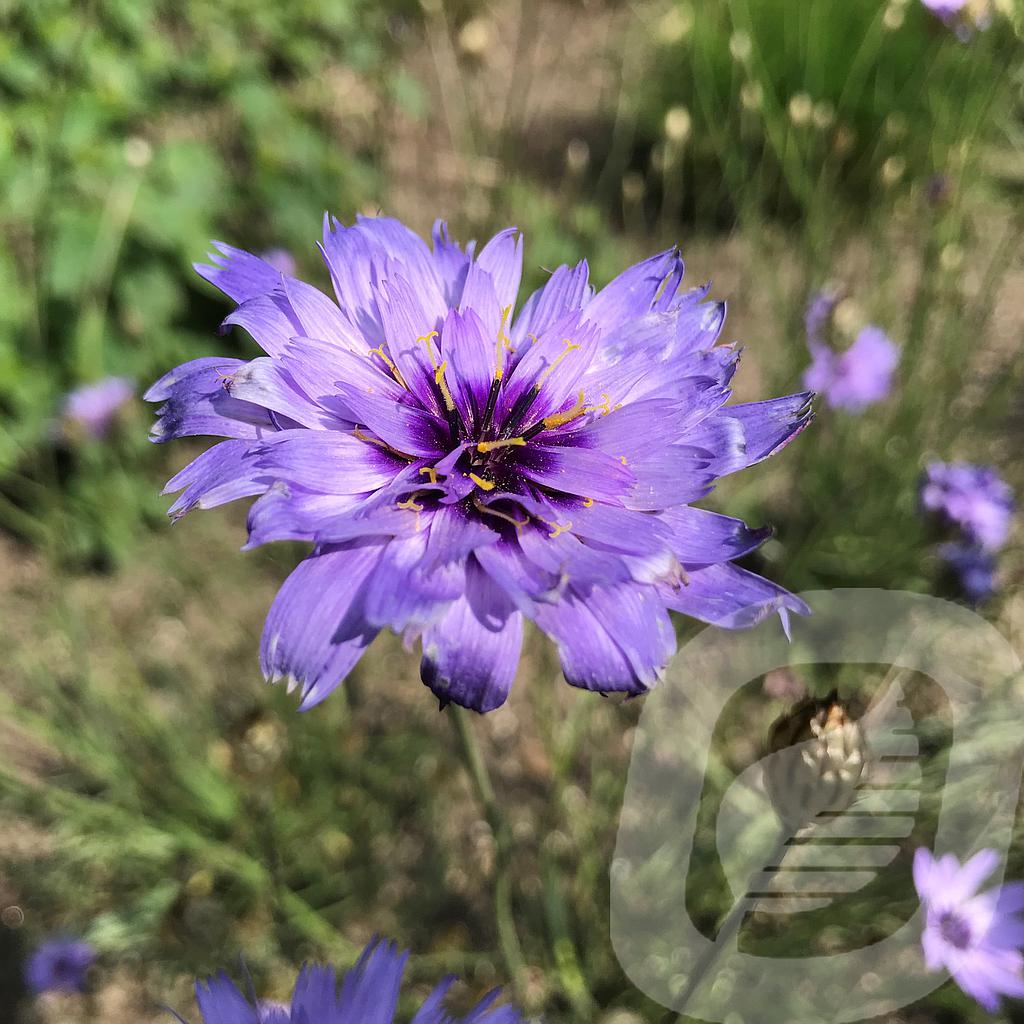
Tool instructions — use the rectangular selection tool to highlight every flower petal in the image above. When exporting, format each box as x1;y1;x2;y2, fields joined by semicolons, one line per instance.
195;974;260;1024
260;543;383;709
421;563;523;712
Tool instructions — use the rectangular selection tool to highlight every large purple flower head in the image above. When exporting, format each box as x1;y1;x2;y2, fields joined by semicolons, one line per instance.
24;935;95;994
174;938;522;1024
914;848;1024;1011
921;462;1013;551
147;216;811;712
803;325;899;413
61;376;134;440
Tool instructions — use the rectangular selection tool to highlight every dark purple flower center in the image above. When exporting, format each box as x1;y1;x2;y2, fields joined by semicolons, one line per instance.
937;910;972;950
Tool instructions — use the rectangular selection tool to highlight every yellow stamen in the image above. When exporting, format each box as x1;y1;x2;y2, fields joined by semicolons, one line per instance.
477;437;526;454
474;498;529;530
415;331;441;368
493;304;514;380
584;392;613;416
419;467;442;485
368;345;407;389
582;497;594;507
535;338;581;389
397;495;424;513
542;390;586;431
433;359;456;412
543;518;573;539
352;427;413;461
469;473;495;491
527;333;540;345
618;455;629;466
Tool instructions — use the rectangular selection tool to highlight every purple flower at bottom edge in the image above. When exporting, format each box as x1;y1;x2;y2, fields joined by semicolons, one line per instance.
147;215;812;714
174;938;523;1024
922;462;1014;551
25;936;96;994
802;325;899;413
62;376;135;439
938;542;997;603
921;0;969;17
914;848;1024;1012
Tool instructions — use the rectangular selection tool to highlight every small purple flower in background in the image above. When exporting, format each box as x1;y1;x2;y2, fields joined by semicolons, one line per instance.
148;215;811;713
921;0;993;37
921;462;1013;551
24;936;95;994
803;325;899;413
803;287;840;349
260;248;297;277
173;938;523;1024
937;542;996;603
62;376;134;440
914;848;1024;1012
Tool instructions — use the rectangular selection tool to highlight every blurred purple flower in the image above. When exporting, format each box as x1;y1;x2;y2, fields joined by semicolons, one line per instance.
938;542;997;603
260;249;297;277
24;936;95;994
804;288;839;348
148;216;811;713
921;0;992;37
62;377;134;439
177;938;522;1024
921;462;1013;551
803;325;899;413
914;848;1024;1012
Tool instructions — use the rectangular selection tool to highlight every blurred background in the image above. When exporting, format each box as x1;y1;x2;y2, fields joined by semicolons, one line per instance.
1;0;1023;1020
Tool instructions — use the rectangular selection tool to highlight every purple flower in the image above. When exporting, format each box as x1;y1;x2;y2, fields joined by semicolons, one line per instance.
921;0;992;36
914;848;1024;1012
921;0;969;18
174;938;522;1024
147;216;811;712
62;377;134;439
804;288;839;349
921;462;1013;551
803;325;899;413
938;542;997;603
24;936;95;994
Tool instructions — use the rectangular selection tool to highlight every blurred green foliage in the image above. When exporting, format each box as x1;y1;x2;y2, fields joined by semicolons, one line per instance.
633;0;1022;225
0;0;411;564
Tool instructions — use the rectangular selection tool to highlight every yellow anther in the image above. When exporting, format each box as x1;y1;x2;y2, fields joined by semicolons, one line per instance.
493;305;515;380
584;392;613;416
469;473;495;491
527;333;540;345
618;455;629;466
542;390;586;431
368;345;407;389
535;338;581;389
474;498;529;531
477;437;527;454
418;467;442;485
582;497;594;507
415;331;441;370
433;359;456;412
545;518;573;539
397;496;424;513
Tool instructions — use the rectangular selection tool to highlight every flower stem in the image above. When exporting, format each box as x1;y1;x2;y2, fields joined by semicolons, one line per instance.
671;827;790;1020
449;706;528;995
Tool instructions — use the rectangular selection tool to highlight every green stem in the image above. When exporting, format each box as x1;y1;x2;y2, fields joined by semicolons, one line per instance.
448;707;527;995
672;828;789;1020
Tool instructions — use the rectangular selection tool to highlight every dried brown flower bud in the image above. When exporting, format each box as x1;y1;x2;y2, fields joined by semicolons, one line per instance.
763;690;867;829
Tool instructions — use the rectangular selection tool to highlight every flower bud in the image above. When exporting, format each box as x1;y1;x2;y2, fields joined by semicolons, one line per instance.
763;690;867;829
